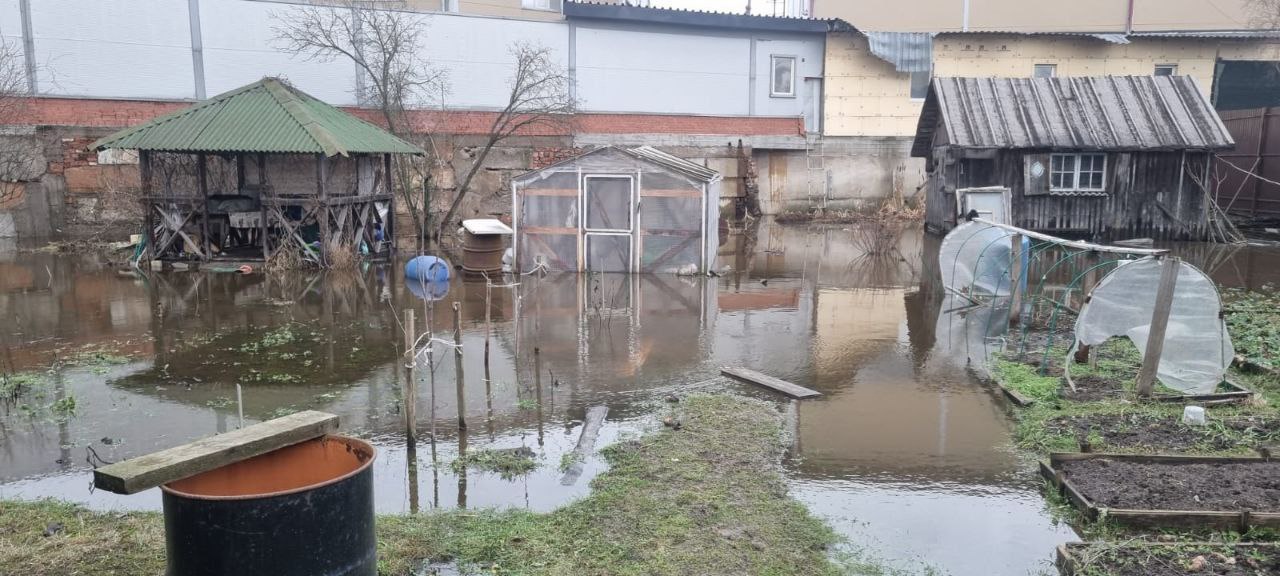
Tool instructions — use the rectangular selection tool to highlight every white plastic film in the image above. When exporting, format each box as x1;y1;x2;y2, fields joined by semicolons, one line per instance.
1074;258;1234;394
939;221;1014;297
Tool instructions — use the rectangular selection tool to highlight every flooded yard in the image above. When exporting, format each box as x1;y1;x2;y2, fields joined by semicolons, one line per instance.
1;223;1277;575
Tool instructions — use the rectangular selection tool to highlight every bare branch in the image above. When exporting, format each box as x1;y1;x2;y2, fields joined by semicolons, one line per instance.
438;41;577;239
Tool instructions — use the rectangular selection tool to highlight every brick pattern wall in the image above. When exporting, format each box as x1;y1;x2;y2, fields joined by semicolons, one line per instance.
16;97;806;137
530;146;583;169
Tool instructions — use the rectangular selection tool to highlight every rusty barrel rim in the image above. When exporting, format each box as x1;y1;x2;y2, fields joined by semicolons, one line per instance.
160;435;376;501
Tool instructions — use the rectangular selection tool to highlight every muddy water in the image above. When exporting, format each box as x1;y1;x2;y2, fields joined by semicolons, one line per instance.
1;226;1276;575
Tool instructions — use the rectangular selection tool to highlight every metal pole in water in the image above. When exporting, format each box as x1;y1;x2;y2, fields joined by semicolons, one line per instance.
453;302;467;430
236;384;244;429
404;309;417;442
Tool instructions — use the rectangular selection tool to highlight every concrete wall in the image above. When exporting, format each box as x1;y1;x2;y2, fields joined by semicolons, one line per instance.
754;136;921;215
824;31;1280;138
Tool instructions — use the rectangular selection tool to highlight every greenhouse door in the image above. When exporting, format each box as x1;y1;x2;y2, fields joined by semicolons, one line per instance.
582;175;634;272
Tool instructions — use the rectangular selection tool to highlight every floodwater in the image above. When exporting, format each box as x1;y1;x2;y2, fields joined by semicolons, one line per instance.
1;227;1276;575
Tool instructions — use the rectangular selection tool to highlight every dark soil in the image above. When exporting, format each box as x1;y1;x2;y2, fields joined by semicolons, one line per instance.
1061;458;1280;511
1045;414;1280;452
1064;375;1127;402
1066;543;1280;576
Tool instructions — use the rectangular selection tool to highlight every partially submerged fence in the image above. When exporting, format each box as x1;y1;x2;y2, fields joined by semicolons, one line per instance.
1216;107;1280;220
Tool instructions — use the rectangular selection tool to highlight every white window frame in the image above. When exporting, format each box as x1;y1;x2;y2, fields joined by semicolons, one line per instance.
1154;64;1178;76
1033;64;1057;78
770;55;797;98
522;0;554;11
1049;153;1107;192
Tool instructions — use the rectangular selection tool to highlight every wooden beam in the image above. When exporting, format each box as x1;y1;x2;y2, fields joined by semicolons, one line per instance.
198;153;211;261
384;154;395;256
140;151;154;261
720;367;822;399
92;411;340;495
560;406;608;486
259;153;270;263
1136;257;1181;397
317;154;329;266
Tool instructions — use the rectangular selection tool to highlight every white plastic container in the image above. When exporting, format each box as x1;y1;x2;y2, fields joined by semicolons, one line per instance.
1182;405;1207;426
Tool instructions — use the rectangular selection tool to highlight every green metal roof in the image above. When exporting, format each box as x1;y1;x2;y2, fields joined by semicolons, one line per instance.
93;78;424;156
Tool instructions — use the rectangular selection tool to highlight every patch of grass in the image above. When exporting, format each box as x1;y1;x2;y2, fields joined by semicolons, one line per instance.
1223;286;1280;372
516;398;537;411
451;448;539;480
2;395;851;576
991;359;1062;403
0;372;47;404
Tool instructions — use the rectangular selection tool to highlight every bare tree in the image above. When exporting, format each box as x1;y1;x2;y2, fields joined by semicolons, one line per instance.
436;42;576;242
1247;0;1280;29
272;0;446;247
0;38;41;211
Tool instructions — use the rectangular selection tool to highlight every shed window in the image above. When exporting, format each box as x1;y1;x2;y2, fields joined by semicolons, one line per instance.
1033;64;1057;78
1050;153;1106;192
771;56;796;98
521;0;557;10
909;70;930;99
1154;64;1178;76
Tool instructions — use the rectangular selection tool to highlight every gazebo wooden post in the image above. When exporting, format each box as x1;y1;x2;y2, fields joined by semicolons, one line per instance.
384;153;395;258
140;150;154;262
198;152;211;261
258;153;270;263
317;153;330;266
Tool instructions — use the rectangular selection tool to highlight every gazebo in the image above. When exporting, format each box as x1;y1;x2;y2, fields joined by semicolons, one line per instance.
94;77;423;265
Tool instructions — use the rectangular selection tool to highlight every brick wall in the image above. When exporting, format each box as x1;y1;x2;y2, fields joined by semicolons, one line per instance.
15;96;807;136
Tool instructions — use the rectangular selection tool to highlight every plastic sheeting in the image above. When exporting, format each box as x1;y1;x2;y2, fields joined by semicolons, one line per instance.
864;32;934;73
939;221;1016;297
1075;258;1234;394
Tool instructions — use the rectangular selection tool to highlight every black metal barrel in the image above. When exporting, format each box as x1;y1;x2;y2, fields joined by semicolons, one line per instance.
161;435;377;576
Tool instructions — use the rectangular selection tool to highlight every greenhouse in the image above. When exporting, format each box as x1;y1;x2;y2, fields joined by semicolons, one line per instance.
510;146;722;274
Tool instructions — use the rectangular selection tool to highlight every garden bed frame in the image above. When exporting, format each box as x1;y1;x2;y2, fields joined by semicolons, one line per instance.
1055;541;1280;576
994;377;1254;408
1040;452;1280;531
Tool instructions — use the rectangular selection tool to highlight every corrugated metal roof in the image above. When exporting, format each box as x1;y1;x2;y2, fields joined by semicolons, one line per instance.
865;32;933;72
93;78;424;156
564;1;839;33
911;76;1235;157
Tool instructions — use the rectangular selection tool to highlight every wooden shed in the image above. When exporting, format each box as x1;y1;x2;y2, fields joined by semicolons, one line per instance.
912;76;1235;241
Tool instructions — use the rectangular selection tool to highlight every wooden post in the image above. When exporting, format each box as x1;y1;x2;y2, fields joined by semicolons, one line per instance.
453;301;466;430
140;150;154;261
1008;233;1023;326
317;154;330;266
384;153;395;257
403;309;417;442
235;383;244;429
1136;257;1181;397
259;154;270;262
484;280;492;364
198;152;211;260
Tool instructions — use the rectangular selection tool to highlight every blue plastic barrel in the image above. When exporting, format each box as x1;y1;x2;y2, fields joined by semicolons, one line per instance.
405;255;451;284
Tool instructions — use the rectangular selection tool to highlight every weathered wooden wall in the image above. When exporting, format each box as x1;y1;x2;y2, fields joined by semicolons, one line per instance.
926;144;1215;240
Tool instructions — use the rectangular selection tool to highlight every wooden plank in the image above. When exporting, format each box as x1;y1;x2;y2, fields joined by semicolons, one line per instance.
93;410;340;495
720;367;822;399
1049;452;1269;465
522;226;577;235
1008;233;1023;326
560;405;609;486
639;189;702;198
1136;256;1181;396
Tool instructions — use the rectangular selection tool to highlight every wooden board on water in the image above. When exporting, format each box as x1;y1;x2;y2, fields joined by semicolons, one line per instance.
720;367;821;399
93;411;340;495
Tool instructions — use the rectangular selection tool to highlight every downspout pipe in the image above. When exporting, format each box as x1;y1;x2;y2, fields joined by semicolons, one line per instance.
1124;0;1135;35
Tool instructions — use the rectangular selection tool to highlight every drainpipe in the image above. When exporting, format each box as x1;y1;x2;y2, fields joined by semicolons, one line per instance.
18;0;37;93
1124;0;1135;35
962;0;970;32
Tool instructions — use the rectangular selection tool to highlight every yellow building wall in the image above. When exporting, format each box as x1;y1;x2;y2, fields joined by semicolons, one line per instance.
825;32;1280;137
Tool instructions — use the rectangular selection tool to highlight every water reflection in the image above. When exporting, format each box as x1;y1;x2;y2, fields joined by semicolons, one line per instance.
2;224;1277;575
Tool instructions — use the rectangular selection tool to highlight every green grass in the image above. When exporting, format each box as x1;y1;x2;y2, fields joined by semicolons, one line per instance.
1223;286;1280;372
1;395;851;576
991;359;1061;403
451;448;539;480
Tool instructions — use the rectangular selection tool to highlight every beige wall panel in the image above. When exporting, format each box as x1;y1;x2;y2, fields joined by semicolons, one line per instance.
815;0;1255;33
824;32;1258;137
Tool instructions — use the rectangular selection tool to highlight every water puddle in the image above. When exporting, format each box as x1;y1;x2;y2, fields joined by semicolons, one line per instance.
2;223;1276;574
